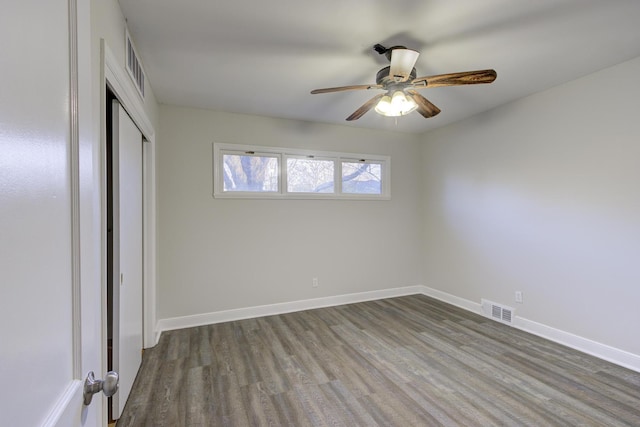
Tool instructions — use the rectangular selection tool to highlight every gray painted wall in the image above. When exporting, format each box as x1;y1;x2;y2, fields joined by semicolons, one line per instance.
156;107;424;319
421;56;640;356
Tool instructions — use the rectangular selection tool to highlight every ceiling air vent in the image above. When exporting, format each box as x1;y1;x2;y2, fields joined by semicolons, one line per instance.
126;30;145;99
482;299;514;325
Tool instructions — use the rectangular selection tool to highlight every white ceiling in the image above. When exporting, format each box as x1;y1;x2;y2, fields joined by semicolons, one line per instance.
118;0;640;134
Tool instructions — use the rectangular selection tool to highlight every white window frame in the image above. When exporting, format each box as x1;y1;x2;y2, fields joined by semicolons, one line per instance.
284;154;337;195
340;158;386;196
218;148;281;195
213;143;390;200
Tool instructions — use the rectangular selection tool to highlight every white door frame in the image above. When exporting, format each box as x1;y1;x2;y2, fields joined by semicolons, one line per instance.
100;38;157;391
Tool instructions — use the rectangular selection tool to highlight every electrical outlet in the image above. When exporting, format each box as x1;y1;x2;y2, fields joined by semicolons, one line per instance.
515;291;523;303
312;277;319;288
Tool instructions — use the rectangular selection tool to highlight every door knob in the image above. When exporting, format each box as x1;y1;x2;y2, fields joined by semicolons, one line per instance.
83;370;119;405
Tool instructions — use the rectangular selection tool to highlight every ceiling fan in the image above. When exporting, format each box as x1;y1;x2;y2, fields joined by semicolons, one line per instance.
310;44;497;121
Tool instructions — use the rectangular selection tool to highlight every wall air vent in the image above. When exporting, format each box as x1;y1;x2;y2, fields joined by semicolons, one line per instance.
482;299;514;325
126;30;145;99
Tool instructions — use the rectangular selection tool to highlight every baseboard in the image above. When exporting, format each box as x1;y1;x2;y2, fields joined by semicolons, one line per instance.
418;285;483;315
155;284;640;373
514;316;640;372
420;285;640;373
155;285;424;337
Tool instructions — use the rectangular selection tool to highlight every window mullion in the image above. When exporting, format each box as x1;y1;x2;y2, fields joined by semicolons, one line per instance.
335;159;342;195
283;153;290;195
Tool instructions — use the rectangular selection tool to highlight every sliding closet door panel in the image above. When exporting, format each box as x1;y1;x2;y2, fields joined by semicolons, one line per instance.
112;100;143;419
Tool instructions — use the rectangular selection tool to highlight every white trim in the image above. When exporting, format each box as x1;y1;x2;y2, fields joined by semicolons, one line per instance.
215;143;390;162
98;45;109;426
102;40;157;349
67;0;82;381
420;285;483;315
142;138;157;349
155;284;640;372
420;285;640;373
40;380;82;427
514;316;640;373
156;285;423;333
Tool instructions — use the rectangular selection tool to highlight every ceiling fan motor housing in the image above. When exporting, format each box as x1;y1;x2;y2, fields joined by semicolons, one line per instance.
376;66;417;85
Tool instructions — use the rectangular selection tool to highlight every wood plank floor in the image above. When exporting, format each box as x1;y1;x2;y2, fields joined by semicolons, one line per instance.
116;295;640;426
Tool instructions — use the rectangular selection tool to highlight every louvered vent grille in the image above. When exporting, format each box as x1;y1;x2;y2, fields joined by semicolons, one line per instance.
491;305;501;319
482;299;514;325
126;31;145;99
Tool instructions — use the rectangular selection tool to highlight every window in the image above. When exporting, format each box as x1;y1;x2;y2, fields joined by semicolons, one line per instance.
213;143;390;200
342;160;382;194
221;151;278;192
286;156;334;193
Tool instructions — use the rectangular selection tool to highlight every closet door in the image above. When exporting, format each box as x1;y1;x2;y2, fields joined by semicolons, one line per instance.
112;100;144;419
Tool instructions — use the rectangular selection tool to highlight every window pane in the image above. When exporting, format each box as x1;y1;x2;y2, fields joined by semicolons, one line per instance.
222;154;278;192
287;158;334;193
342;162;382;194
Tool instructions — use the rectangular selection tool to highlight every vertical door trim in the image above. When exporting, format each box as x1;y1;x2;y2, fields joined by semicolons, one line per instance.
67;0;82;381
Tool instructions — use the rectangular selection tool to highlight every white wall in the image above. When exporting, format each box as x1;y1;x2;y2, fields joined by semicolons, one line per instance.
156;106;424;320
421;57;640;357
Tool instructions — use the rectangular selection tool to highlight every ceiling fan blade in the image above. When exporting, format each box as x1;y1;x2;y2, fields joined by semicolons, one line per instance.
412;69;497;88
346;94;384;121
406;90;441;118
311;84;381;94
389;48;420;82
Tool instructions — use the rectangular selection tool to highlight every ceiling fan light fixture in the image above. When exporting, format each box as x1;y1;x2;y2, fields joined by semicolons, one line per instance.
374;93;393;115
375;90;418;117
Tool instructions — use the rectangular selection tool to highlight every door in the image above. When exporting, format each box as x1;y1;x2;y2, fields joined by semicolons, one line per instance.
111;101;144;420
0;0;103;426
